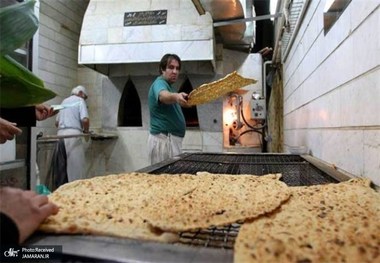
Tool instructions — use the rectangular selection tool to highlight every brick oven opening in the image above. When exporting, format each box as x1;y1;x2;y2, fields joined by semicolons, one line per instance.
118;78;142;127
179;77;199;127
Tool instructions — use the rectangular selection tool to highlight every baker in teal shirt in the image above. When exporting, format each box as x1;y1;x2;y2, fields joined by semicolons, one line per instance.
148;54;189;165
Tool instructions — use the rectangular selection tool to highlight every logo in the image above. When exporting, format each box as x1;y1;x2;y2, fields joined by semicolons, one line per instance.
4;248;19;257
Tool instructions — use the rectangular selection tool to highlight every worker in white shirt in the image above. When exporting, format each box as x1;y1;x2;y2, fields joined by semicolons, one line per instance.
55;85;90;182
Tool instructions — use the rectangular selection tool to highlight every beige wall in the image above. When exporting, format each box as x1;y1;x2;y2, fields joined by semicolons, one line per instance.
280;1;380;186
34;0;90;129
31;0;104;184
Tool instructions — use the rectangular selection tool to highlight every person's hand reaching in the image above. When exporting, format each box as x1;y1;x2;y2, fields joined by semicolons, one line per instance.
35;104;58;121
0;187;59;244
177;92;190;107
0;117;22;144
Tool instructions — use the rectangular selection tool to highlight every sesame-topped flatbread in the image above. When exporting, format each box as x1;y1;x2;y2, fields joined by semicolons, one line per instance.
39;173;201;243
39;172;289;242
138;173;290;232
187;71;257;106
234;178;380;263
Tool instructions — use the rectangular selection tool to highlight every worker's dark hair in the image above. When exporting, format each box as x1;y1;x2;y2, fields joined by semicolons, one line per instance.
159;54;181;74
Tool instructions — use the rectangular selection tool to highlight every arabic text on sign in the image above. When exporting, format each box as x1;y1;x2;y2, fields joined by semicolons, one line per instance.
124;10;167;26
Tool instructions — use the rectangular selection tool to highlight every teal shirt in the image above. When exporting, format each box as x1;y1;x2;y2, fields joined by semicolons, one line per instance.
148;76;186;137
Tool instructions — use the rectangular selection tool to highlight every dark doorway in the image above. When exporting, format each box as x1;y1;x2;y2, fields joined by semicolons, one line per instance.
251;0;274;54
118;78;142;127
179;77;199;127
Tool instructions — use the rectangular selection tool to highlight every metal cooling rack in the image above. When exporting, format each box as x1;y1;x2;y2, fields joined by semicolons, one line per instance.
150;153;338;186
143;153;339;249
179;223;241;249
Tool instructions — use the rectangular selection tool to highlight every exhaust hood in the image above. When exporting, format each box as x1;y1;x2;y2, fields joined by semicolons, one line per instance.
79;0;215;75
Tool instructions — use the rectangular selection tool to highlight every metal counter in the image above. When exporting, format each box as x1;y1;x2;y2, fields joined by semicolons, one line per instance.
28;234;233;263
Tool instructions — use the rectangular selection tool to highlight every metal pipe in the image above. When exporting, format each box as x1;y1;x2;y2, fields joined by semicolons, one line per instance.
272;0;288;64
37;133;91;142
213;13;282;27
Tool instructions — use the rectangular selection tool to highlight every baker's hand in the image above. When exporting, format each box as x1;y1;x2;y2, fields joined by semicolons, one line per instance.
0;117;22;144
177;92;190;108
35;104;58;121
0;187;59;244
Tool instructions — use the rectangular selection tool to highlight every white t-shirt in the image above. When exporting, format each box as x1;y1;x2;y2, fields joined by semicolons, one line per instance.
56;95;89;131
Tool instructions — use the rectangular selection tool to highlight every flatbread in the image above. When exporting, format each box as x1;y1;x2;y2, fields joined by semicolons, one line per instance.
187;71;257;106
39;172;289;242
138;173;291;232
39;173;199;243
234;178;380;263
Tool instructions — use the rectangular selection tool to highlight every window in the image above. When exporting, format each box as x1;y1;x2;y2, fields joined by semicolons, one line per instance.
323;0;351;34
10;42;32;68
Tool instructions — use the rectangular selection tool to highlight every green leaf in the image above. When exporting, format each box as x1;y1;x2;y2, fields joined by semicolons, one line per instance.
0;1;56;108
0;54;56;108
0;55;44;87
0;76;56;108
0;0;38;56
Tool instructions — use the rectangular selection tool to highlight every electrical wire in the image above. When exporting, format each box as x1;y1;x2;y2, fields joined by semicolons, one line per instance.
240;108;267;131
239;105;267;152
235;129;263;139
228;94;266;150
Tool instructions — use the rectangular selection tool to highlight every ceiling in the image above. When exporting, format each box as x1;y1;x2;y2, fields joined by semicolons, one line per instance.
192;0;274;53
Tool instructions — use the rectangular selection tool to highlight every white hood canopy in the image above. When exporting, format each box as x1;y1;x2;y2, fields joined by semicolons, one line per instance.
79;0;215;75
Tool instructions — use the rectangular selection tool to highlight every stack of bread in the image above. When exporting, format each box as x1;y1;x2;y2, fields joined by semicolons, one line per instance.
39;172;380;263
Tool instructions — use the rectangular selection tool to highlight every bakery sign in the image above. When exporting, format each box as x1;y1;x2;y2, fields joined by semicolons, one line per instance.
124;10;167;26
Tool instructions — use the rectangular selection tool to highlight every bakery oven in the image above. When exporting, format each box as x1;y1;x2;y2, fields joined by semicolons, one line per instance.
27;152;349;263
222;91;266;152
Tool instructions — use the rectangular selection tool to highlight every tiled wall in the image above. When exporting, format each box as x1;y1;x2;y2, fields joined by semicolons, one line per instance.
31;0;264;179
35;0;89;129
31;0;96;186
282;1;380;186
32;0;224;175
79;0;214;64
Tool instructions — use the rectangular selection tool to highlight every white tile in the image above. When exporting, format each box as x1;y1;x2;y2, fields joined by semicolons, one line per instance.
151;25;181;42
123;26;152;43
340;69;380;126
351;11;380;77
80;29;108;45
321;130;364;177
202;132;223;147
363;130;380;186
181;25;213;40
349;0;380;31
183;131;202;145
108;28;123;43
151;0;180;10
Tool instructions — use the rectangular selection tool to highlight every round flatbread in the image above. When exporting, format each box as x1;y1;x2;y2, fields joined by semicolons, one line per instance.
39;173;196;243
187;71;257;106
234;178;380;263
40;172;289;243
138;173;290;232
